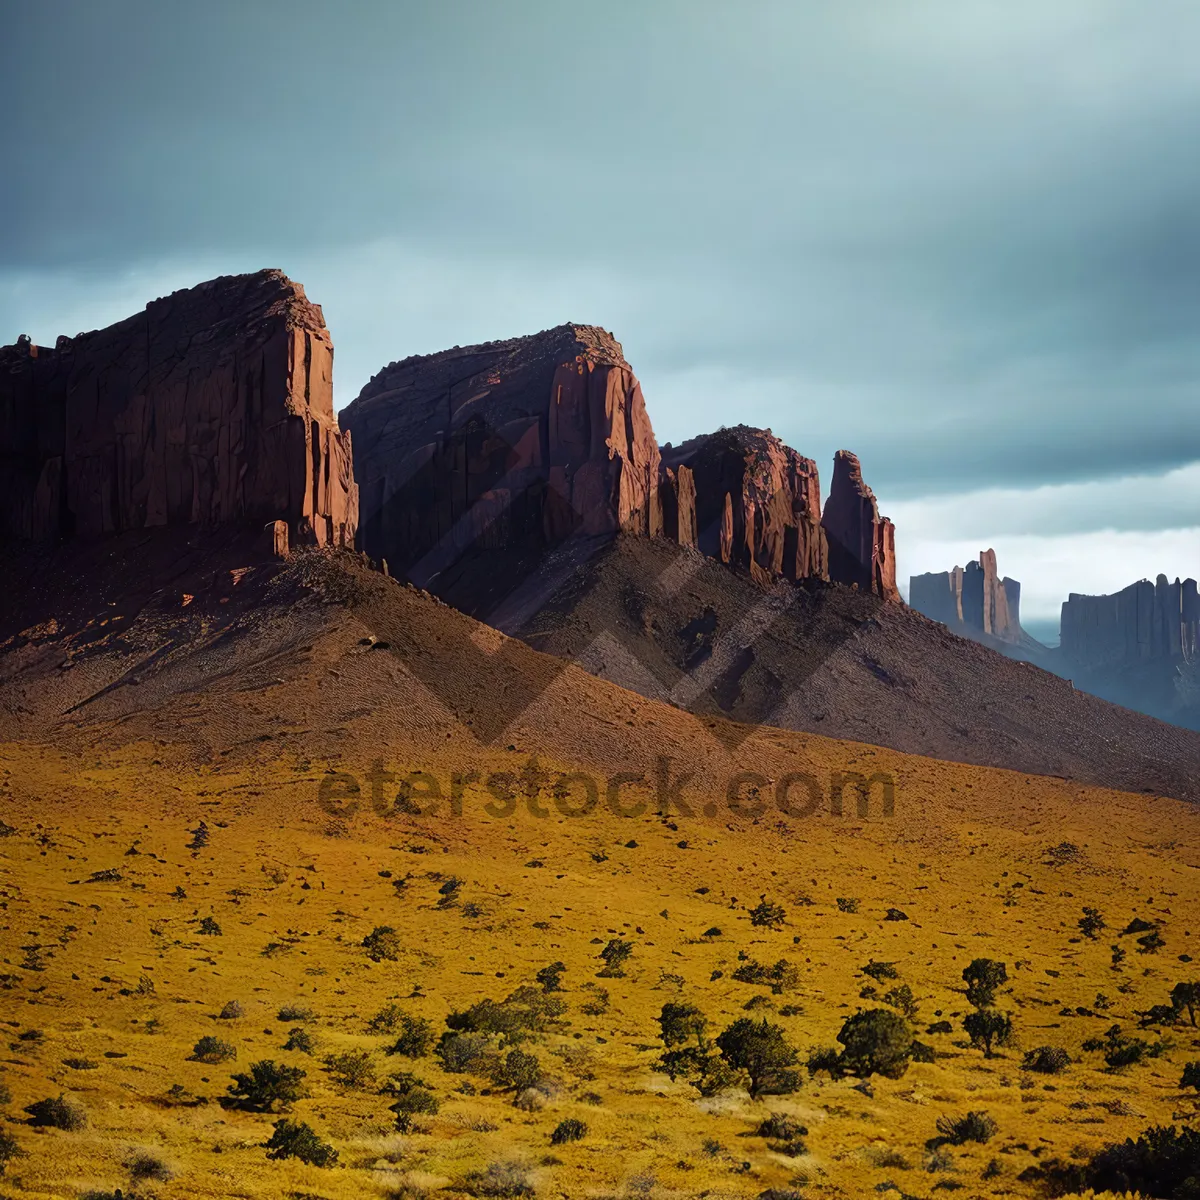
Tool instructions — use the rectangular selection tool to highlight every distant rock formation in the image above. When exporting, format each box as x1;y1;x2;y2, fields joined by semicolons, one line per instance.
346;326;899;602
910;549;1026;645
343;324;671;582
821;450;899;601
1061;576;1199;669
660;425;828;587
0;270;357;548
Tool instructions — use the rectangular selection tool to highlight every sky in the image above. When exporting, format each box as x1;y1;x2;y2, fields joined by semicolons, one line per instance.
3;1;1198;632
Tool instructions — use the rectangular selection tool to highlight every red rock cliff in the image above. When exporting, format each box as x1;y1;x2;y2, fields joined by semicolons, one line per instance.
660;425;827;586
0;270;357;548
821;450;899;600
342;324;675;580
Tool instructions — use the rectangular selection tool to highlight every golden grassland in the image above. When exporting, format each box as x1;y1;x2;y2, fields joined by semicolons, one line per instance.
0;736;1198;1200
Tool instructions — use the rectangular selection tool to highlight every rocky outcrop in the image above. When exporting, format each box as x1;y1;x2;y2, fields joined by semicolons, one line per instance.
821;450;899;600
910;549;1024;643
660;425;828;587
345;327;899;605
1061;576;1200;669
0;270;357;547
343;324;676;582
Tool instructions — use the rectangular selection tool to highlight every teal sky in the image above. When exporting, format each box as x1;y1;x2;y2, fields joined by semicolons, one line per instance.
3;1;1198;620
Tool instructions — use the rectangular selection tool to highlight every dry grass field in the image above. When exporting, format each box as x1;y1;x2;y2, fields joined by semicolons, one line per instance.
1;726;1198;1199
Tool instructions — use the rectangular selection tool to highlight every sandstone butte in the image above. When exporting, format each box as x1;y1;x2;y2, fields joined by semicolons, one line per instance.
343;324;899;600
1061;574;1200;669
910;548;1025;644
0;269;357;551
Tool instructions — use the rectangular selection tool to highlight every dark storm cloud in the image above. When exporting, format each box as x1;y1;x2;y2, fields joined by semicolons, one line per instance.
4;1;1200;498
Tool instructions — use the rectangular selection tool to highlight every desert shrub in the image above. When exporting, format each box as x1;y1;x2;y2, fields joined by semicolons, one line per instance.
1143;1003;1182;1027
963;1009;1014;1058
580;987;610;1016
715;1017;801;1097
1079;907;1106;939
1083;1124;1200;1198
284;1027;316;1054
962;959;1007;1008
862;960;899;982
703;926;723;938
437;876;464;907
264;1118;338;1165
389;1075;440;1132
324;1048;377;1089
911;1039;937;1063
598;938;633;977
659;1002;708;1048
758;1113;808;1142
536;961;566;991
1138;929;1166;954
125;1147;174;1181
731;958;800;995
437;1031;500;1075
389;1015;435;1058
836;897;859;913
749;899;787;929
277;1003;315;1022
807;1045;845;1078
550;1118;587;1144
937;1111;997;1145
24;1093;86;1130
227;1060;306;1111
0;1129;22;1175
837;1009;913;1079
883;984;919;1019
447;986;565;1043
926;1020;953;1034
363;925;402;962
884;908;908;921
218;999;243;1020
492;1048;541;1091
191;1035;237;1064
368;1003;405;1033
1171;981;1200;1026
197;915;221;936
464;1161;536;1197
1023;1045;1070;1074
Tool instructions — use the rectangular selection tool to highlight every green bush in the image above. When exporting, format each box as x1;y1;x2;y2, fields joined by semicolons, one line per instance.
191;1035;237;1064
264;1118;338;1166
714;1018;800;1098
1084;1124;1200;1198
937;1111;998;1144
862;960;899;982
324;1049;377;1090
388;1075;439;1132
837;1009;913;1079
24;1094;86;1130
367;1003;405;1033
227;1060;307;1111
1023;1045;1070;1074
276;1003;315;1022
536;961;566;991
962;959;1007;1008
0;1129;22;1176
284;1027;316;1054
806;1045;845;1079
597;938;633;977
963;1009;1014;1058
362;925;402;962
550;1118;587;1144
388;1015;435;1058
1180;1061;1200;1092
492;1048;541;1091
749;899;787;929
446;986;566;1042
437;1031;500;1075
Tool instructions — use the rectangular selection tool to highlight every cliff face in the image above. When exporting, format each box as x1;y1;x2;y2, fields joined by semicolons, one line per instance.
910;549;1024;644
345;327;899;604
660;425;828;587
821;450;899;600
1061;576;1200;669
342;324;673;581
0;270;357;548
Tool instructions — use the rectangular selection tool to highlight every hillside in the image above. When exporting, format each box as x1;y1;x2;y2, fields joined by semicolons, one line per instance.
1;541;1199;1199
